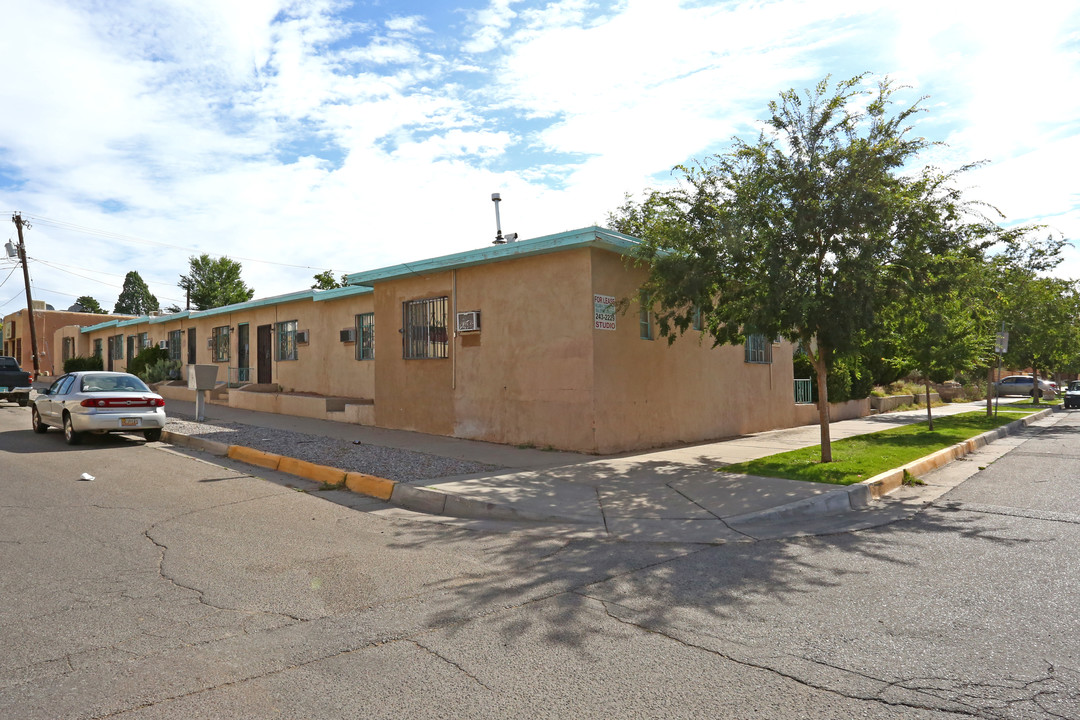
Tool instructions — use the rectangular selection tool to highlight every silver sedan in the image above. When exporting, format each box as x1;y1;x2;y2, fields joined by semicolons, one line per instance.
31;371;166;445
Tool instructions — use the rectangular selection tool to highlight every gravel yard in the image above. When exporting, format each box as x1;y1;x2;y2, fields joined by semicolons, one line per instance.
165;415;502;483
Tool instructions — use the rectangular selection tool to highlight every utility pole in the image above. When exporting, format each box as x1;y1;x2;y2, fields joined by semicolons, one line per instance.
11;213;40;378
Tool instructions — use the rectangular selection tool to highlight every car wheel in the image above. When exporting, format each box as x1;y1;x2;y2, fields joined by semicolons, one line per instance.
143;428;162;442
31;406;48;434
17;397;28;407
63;413;82;445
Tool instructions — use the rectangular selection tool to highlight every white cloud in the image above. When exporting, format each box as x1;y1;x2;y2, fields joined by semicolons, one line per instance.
0;0;1077;315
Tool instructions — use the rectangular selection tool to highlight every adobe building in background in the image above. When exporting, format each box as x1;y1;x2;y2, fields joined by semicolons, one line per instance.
2;302;134;375
56;227;855;453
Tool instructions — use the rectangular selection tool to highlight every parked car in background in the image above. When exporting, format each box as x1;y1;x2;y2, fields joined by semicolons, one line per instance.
0;356;33;406
30;371;166;445
1065;381;1080;409
993;375;1055;397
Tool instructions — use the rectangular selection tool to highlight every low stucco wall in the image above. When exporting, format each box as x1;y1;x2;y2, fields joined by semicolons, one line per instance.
793;398;871;427
870;393;942;412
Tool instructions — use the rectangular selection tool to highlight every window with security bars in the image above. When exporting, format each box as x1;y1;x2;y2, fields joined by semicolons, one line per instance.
212;326;230;362
112;334;124;360
276;320;297;361
402;297;448;359
168;330;182;361
744;333;773;364
62;337;74;362
356;313;374;360
93;339;102;360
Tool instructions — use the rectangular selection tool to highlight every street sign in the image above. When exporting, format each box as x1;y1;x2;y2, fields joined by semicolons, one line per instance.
995;331;1009;354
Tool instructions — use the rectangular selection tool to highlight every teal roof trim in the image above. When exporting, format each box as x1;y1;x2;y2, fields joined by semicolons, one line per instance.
345;226;642;285
117;317;145;328
149;311;190;324
80;319;121;334
189;289;318;319
312;284;373;302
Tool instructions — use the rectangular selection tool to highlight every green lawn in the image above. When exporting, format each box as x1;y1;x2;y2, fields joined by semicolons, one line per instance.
720;411;1034;486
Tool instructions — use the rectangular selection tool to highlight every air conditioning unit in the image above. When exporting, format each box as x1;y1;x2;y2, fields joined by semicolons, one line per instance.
296;330;310;344
148;311;161;317
456;311;480;333
339;328;356;343
158;340;168;349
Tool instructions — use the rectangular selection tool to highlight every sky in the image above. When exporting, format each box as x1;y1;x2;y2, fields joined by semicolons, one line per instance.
1;0;1078;314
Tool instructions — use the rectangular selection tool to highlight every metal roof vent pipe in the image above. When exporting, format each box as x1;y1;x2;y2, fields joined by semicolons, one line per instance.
490;193;518;244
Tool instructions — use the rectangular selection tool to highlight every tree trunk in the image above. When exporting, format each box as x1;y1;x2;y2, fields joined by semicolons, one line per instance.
925;381;934;430
812;350;832;463
1032;367;1041;405
986;366;994;417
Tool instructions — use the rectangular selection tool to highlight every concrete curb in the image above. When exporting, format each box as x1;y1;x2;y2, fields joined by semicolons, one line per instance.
160;406;1057;525
859;407;1054;500
161;431;567;521
729;407;1056;525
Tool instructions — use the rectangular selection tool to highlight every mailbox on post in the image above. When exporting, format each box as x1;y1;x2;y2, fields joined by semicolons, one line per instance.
188;364;218;421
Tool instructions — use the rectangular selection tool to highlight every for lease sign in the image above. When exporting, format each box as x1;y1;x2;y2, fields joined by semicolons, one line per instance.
594;293;616;330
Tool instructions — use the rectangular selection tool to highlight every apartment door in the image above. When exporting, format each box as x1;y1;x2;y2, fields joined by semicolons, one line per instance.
106;336;115;371
256;324;272;384
187;328;196;365
237;323;250;383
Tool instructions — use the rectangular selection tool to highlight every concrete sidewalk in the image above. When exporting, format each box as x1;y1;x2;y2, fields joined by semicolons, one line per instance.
162;397;1062;543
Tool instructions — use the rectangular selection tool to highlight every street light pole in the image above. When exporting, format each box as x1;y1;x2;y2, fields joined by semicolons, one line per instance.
11;213;40;379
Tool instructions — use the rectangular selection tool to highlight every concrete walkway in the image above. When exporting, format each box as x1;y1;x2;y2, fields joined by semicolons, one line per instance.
163;397;1061;543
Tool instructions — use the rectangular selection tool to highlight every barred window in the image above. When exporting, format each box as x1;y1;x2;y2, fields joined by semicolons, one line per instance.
692;307;703;332
276;320;297;361
112;334;124;360
168;330;182;361
356;313;374;361
403;297;448;359
212;326;230;363
93;338;102;360
744;333;773;364
62;337;74;362
139;332;149;352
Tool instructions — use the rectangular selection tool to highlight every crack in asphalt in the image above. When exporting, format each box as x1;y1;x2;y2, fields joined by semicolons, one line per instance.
587;594;986;717
411;639;494;691
936;501;1080;525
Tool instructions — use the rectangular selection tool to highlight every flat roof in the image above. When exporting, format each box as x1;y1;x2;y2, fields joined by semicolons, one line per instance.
345;226;640;285
77;226;634;334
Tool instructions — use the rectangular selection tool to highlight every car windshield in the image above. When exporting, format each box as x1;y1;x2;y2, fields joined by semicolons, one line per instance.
1070;382;1080;392
79;374;151;393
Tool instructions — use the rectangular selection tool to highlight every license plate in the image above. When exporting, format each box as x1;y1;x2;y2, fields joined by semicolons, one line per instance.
120;418;140;427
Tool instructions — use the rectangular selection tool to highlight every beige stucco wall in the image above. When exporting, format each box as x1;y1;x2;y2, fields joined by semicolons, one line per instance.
77;292;375;399
5;310;132;374
588;250;803;453
450;248;597;449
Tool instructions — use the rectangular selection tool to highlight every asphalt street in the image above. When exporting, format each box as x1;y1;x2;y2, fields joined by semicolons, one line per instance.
1;402;1078;718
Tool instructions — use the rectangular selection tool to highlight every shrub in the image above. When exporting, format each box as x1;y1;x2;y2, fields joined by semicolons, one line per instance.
145;358;181;384
64;355;103;373
128;346;169;381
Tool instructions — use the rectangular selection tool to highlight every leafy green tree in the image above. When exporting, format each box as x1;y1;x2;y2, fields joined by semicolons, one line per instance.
178;254;254;311
311;270;347;290
114;271;160;315
627;75;938;462
1000;276;1079;404
73;295;107;314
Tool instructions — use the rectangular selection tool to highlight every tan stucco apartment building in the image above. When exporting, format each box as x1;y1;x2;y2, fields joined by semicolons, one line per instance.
53;227;846;453
2;305;135;376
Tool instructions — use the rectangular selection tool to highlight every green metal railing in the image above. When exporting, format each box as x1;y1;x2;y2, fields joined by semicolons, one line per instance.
794;378;813;404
